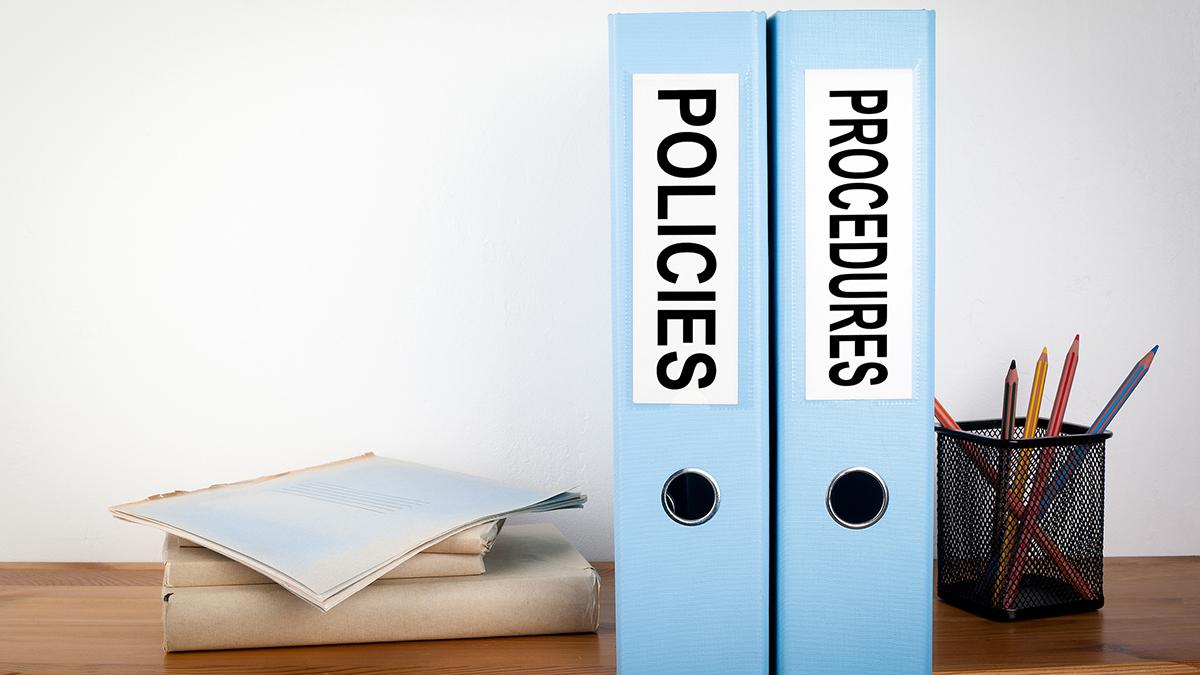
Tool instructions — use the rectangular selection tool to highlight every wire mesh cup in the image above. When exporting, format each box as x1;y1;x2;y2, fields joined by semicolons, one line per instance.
936;417;1108;621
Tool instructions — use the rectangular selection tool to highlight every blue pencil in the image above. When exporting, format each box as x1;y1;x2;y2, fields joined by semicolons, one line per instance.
1039;345;1158;508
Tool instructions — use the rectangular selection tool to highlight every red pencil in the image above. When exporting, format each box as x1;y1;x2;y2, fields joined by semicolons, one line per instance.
1046;335;1080;437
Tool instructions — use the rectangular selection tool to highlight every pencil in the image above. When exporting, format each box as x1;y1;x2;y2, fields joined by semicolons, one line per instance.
933;398;1095;600
1000;335;1080;605
993;349;1048;601
1040;344;1158;508
1002;360;1018;441
933;398;956;430
1022;349;1050;439
978;362;1019;599
1087;344;1158;434
1046;335;1080;436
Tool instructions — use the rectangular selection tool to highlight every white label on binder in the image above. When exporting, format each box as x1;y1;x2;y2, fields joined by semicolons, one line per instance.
632;73;739;405
804;69;913;401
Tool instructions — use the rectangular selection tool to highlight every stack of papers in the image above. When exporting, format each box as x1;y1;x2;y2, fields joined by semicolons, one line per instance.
110;453;585;611
161;521;500;587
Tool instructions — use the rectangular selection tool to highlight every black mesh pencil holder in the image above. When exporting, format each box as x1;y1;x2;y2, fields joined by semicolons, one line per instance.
936;417;1109;621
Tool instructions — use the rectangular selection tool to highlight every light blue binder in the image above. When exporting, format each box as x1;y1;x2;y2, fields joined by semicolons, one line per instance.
771;10;935;674
610;12;769;674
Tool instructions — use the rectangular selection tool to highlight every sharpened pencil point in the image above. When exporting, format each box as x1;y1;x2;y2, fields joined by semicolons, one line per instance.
1010;359;1016;369
1152;345;1159;354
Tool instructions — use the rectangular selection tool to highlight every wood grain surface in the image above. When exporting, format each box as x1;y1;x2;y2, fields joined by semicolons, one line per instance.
1;558;1197;673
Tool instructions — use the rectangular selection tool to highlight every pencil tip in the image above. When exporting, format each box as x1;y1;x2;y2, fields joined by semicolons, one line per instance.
1152;345;1159;354
1074;334;1080;341
1041;347;1048;357
1010;359;1017;369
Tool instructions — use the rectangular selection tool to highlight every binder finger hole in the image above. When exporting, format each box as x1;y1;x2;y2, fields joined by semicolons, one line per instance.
662;468;720;526
827;467;888;529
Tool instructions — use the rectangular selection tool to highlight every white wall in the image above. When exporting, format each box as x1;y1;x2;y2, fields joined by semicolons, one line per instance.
1;0;1196;562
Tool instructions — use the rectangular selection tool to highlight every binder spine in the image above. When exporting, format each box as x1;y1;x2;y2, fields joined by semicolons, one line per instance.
611;12;769;674
771;10;935;674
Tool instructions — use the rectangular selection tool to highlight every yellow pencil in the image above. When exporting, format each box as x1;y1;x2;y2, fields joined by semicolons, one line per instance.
993;346;1048;603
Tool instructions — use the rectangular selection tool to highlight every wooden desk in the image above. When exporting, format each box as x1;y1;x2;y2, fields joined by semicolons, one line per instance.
1;558;1197;673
